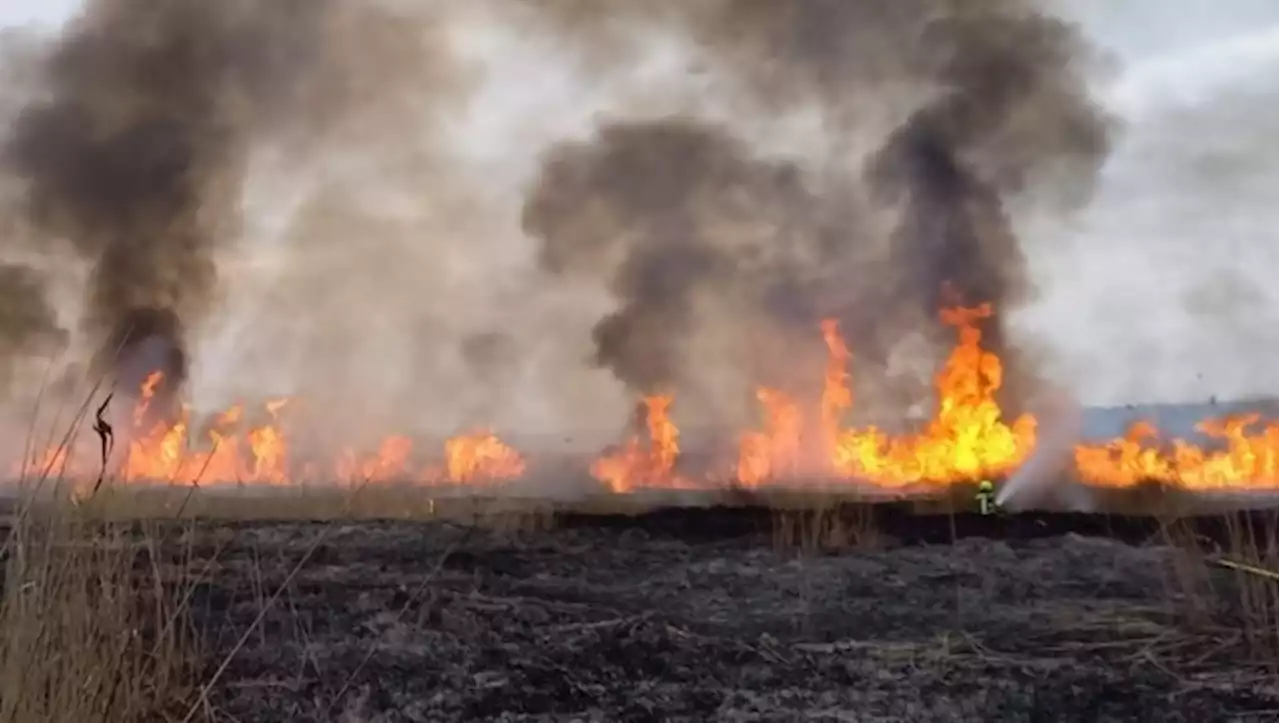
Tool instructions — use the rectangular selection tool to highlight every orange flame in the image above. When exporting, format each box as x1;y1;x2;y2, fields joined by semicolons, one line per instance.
13;379;526;488
133;370;164;427
734;307;1038;486
820;318;853;451
736;388;803;487
442;430;526;484
590;394;680;492
828;304;1037;484
8;303;1276;493
1075;414;1279;489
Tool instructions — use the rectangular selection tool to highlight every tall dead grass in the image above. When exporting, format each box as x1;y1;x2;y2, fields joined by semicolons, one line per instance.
1161;509;1278;668
0;367;205;723
0;501;201;722
771;497;881;553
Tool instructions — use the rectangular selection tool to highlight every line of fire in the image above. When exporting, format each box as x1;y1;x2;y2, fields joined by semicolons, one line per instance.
11;303;1277;494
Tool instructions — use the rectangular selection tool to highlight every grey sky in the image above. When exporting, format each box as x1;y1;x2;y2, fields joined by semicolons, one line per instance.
1057;0;1277;63
0;0;80;31
1021;0;1278;404
4;0;1274;66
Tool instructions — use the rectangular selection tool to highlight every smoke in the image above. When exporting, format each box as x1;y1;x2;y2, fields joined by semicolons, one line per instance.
522;120;831;400
1014;6;1278;406
0;263;66;362
0;0;1129;461
996;385;1091;510
861;9;1112;403
523;0;1113;423
1;0;458;411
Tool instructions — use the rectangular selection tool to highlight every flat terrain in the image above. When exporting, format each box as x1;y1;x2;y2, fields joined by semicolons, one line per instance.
182;513;1277;723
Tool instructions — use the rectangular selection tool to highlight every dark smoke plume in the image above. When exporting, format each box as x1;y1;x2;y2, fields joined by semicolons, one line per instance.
0;263;67;372
526;0;1113;416
3;0;328;402
865;9;1111;402
524;119;826;394
527;120;793;389
2;0;452;409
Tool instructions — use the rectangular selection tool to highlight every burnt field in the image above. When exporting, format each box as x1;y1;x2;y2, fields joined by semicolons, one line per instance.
166;506;1279;723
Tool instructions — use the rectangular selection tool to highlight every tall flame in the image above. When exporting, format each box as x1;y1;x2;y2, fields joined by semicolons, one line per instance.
819;318;853;452
828;304;1037;484
736;389;803;487
590;394;680;492
733;306;1037;487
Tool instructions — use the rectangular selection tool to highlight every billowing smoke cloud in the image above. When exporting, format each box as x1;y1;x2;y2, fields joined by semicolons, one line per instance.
0;29;70;396
523;120;829;394
1;0;454;413
0;263;66;366
0;0;1127;464
523;0;1113;421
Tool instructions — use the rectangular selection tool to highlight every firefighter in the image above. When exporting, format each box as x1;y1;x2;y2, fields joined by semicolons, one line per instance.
975;479;998;515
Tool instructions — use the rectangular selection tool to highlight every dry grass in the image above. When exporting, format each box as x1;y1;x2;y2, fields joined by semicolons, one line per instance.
0;474;556;721
1219;512;1278;647
2;397;1275;723
0;369;208;723
1160;509;1279;668
0;491;202;722
771;497;881;553
63;482;563;531
0;478;470;723
0;462;890;719
57;482;906;560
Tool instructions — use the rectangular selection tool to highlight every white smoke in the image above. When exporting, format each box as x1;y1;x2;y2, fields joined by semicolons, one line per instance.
1015;0;1278;407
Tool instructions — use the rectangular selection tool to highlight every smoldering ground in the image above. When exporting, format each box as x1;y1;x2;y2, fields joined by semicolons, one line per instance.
6;0;1261;470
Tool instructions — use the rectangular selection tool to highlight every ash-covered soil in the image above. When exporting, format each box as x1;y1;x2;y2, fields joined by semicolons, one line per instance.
188;518;1277;723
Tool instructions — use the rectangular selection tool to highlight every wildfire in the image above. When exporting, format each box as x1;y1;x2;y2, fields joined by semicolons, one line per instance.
589;394;682;492
735;305;1037;487
339;435;415;483
819;318;853;455
115;391;294;484
14;375;527;489
7;304;1277;493
827;305;1039;485
1074;415;1279;489
444;430;526;484
737;388;804;486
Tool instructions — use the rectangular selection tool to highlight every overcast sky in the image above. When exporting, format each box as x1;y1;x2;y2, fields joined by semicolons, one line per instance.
5;0;1274;71
0;0;77;30
0;0;1275;408
1025;0;1278;405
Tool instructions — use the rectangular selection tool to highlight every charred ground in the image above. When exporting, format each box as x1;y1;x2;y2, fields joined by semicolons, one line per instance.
152;506;1280;723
